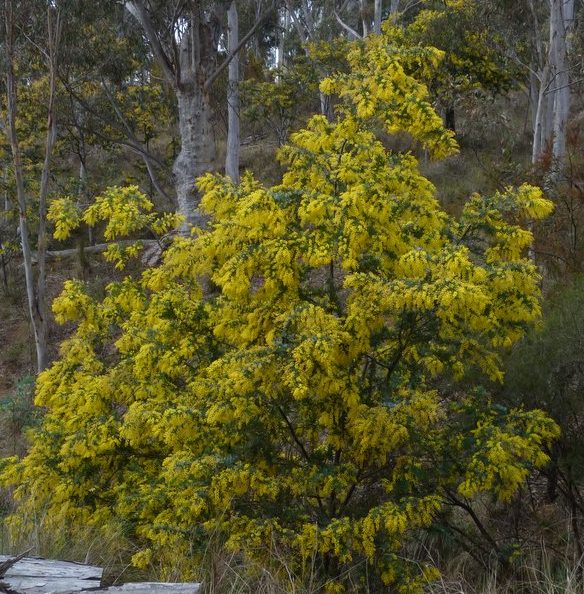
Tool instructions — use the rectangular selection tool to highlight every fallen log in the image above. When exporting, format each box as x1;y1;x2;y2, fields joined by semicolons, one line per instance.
32;240;162;262
0;556;199;594
0;550;32;578
99;583;199;594
0;555;102;593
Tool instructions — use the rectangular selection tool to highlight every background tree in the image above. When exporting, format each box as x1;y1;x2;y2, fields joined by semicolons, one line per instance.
124;0;276;225
504;277;584;561
226;1;240;182
402;0;516;131
2;0;61;372
510;0;579;168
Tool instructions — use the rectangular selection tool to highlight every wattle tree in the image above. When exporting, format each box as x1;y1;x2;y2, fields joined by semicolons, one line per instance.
2;27;558;593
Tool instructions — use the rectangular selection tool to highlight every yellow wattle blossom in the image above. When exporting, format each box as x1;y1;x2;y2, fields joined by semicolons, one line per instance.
1;24;558;594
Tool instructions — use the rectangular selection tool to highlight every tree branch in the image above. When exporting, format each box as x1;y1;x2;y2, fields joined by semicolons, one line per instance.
125;0;177;88
99;80;172;202
333;9;363;39
286;0;310;43
60;78;171;172
33;239;161;263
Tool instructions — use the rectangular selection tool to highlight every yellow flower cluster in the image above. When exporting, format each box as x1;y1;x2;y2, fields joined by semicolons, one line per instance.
2;24;557;594
48;186;183;269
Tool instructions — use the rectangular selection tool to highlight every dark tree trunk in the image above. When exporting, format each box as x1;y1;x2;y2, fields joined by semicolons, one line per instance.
445;106;456;132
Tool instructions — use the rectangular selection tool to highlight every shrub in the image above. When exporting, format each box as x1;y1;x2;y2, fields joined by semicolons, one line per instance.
1;26;558;593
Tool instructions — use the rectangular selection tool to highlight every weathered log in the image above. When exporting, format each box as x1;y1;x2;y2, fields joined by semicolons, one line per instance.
98;583;199;593
0;556;200;594
0;555;102;593
32;240;162;262
0;550;32;578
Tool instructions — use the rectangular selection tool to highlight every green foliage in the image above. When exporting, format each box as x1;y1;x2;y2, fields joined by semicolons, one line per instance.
505;278;584;444
504;277;584;544
242;56;322;144
1;28;558;593
241;39;350;144
403;0;516;119
0;376;38;440
47;187;183;268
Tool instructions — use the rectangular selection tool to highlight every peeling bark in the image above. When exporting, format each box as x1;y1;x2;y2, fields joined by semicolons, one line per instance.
174;87;215;225
125;1;218;227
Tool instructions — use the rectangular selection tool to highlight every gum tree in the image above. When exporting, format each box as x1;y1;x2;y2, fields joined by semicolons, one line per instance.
124;0;276;225
3;0;61;371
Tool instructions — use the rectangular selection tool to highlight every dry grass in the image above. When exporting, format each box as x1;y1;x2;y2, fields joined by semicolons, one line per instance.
427;545;584;594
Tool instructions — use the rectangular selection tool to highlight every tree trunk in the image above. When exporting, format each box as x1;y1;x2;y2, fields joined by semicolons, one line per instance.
4;0;59;373
445;105;456;132
532;64;550;164
320;92;333;122
277;6;286;69
174;10;217;227
527;0;552;167
0;230;8;291
75;153;90;279
5;4;42;369
374;0;382;34
35;7;60;370
550;0;575;166
529;68;542;151
125;1;218;228
225;1;240;183
1;167;10;290
173;88;215;226
126;1;274;222
359;0;369;36
286;0;335;120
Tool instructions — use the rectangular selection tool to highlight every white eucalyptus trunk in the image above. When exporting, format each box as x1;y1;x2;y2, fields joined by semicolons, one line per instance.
277;6;286;68
374;0;382;33
126;1;218;228
532;64;550;164
225;1;240;183
550;0;575;164
173;88;215;226
4;1;59;372
529;70;539;135
543;76;555;150
359;0;369;35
